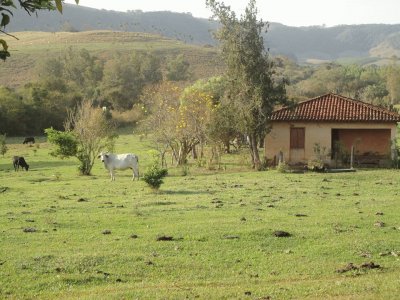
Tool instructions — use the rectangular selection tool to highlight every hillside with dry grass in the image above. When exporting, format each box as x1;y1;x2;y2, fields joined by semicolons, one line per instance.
1;31;224;88
6;4;400;64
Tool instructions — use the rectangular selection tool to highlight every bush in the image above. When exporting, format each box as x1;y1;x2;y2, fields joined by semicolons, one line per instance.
276;161;289;173
307;159;326;172
44;128;78;158
143;164;168;190
0;134;7;157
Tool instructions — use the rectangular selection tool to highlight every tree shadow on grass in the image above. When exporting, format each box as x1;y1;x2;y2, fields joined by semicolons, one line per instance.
161;189;211;195
0;160;77;172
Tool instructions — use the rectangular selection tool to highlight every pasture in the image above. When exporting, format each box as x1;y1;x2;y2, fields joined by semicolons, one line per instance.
0;132;399;299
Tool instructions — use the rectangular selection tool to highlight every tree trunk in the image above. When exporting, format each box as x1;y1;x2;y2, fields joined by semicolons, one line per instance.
249;133;261;170
192;146;198;159
170;143;179;166
177;140;189;165
200;143;204;158
259;134;265;148
160;150;167;168
224;139;230;153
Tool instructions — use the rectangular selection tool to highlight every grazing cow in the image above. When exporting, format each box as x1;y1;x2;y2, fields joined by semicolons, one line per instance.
98;152;139;181
13;156;29;171
23;137;35;144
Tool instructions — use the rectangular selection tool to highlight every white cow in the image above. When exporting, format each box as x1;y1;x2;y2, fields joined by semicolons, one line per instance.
98;152;139;181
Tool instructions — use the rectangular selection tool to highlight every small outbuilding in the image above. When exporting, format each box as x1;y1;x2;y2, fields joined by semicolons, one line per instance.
265;93;400;167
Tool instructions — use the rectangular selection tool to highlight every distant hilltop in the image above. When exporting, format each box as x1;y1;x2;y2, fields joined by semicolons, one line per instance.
7;3;400;64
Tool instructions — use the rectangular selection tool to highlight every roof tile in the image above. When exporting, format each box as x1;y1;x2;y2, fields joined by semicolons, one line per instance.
271;93;400;122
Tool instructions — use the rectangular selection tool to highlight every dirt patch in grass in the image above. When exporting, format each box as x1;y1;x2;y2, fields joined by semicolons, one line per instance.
336;262;381;273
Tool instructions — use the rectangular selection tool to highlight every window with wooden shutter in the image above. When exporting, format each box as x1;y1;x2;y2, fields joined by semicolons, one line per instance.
290;128;305;149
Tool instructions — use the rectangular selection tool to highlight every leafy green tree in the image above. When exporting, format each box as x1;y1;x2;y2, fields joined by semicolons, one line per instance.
208;102;239;153
0;0;79;60
361;84;389;106
61;48;103;95
38;48;103;99
101;51;163;110
181;76;239;153
0;86;29;135
0;83;76;135
131;51;162;84
166;54;191;81
21;80;81;132
184;76;226;104
206;0;287;169
101;55;141;110
384;64;400;105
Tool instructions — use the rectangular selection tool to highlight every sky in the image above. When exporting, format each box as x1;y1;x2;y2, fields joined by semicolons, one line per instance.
64;0;400;27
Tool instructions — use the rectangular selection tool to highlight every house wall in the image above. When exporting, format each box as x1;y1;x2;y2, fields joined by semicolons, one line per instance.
337;129;391;155
264;122;397;165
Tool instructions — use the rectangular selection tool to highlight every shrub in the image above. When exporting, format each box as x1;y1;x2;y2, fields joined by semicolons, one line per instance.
45;128;78;158
143;164;168;190
181;164;190;176
276;161;289;173
307;159;326;172
0;134;7;157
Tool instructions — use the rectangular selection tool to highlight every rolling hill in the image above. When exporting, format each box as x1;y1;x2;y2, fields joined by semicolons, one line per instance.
1;30;224;88
6;3;400;63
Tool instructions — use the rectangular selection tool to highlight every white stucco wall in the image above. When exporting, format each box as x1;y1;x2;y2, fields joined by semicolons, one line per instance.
264;122;398;165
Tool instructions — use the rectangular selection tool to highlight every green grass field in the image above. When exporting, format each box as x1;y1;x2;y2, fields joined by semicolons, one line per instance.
1;132;400;299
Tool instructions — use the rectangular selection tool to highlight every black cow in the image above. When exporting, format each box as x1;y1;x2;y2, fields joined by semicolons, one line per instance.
23;137;35;144
13;156;29;171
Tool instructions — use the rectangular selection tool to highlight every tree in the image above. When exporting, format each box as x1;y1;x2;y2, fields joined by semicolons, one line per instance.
61;47;103;97
166;54;191;81
45;100;117;175
131;51;162;84
0;0;79;60
143;163;168;190
206;0;287;169
140;80;216;166
37;47;104;100
208;102;239;153
100;51;163;110
100;55;142;110
0;86;30;135
182;76;239;154
384;64;400;105
176;86;215;163
140;82;182;166
20;80;81;133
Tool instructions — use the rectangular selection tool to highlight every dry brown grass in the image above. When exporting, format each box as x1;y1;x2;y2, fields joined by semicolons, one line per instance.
2;31;224;89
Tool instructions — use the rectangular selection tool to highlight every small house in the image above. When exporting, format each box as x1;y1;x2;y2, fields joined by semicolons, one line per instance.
264;93;400;167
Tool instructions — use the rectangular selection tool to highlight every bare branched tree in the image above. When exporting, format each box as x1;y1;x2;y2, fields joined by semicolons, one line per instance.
65;100;117;175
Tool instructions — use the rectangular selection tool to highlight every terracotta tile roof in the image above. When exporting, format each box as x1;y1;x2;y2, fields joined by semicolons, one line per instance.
271;93;400;122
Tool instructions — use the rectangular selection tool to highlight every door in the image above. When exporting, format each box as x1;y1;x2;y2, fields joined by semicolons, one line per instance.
290;127;305;163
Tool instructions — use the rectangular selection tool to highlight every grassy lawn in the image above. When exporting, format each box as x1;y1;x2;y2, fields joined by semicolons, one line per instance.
0;132;399;299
